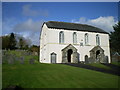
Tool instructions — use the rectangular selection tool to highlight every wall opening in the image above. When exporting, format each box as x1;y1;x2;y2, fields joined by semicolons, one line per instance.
67;49;73;63
85;55;89;64
51;52;56;63
96;50;100;62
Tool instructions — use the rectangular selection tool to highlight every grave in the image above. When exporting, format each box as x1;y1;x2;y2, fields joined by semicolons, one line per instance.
29;58;35;64
7;55;14;64
19;56;24;64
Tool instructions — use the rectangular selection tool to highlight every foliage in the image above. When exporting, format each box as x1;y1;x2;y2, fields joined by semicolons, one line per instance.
2;33;31;50
2;35;10;50
110;21;120;54
18;38;29;50
29;45;39;53
9;33;17;50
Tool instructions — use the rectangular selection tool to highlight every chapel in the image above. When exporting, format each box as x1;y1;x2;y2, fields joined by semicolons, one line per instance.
39;21;110;63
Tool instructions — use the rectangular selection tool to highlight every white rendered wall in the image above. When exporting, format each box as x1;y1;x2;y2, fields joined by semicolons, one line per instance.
40;24;111;63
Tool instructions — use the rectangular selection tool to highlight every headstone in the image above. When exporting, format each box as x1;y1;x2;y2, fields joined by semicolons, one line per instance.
2;55;5;64
15;56;19;61
29;58;35;64
19;56;24;64
8;55;14;64
24;52;28;56
28;52;31;55
2;53;9;64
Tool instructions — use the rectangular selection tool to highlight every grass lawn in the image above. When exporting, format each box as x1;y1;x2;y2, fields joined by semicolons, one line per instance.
111;62;120;67
86;63;112;70
0;64;2;89
2;63;119;88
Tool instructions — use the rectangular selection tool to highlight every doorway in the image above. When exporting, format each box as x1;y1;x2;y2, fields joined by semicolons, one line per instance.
51;52;56;63
96;50;100;62
67;49;73;63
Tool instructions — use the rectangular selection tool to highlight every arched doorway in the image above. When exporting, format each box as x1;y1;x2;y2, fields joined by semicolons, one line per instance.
62;44;78;63
67;49;73;63
85;55;89;64
51;52;57;63
90;46;105;63
96;50;100;62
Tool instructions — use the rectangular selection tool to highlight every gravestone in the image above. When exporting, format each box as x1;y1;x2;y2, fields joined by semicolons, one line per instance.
24;52;28;56
8;55;14;64
19;56;24;64
2;53;9;64
2;55;5;64
12;54;16;61
15;56;19;61
29;58;35;64
2;50;6;56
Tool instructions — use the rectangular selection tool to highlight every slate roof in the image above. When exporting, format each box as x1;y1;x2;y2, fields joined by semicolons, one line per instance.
45;21;108;34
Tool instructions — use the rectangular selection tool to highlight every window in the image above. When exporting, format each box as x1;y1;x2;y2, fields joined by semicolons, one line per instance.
85;33;89;45
51;52;57;63
59;31;64;43
73;32;77;44
96;34;100;45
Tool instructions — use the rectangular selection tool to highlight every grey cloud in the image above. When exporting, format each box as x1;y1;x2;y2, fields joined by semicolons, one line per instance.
12;19;44;45
13;19;44;33
22;4;48;17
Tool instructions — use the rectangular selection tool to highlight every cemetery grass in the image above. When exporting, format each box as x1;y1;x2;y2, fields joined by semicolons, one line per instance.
87;63;112;70
3;63;119;88
111;62;120;67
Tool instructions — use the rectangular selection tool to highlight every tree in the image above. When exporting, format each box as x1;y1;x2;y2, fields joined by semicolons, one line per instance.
110;21;120;54
29;45;39;53
19;38;25;49
9;33;17;50
18;37;30;50
2;35;10;50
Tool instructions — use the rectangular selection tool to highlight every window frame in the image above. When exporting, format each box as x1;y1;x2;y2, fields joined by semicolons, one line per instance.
59;31;64;44
85;33;89;45
73;32;77;44
96;34;100;46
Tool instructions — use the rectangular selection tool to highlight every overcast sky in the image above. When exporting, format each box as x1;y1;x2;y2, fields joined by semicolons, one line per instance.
2;2;119;45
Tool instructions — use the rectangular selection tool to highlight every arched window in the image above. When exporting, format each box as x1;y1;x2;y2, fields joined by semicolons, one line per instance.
59;31;64;43
85;33;89;45
96;34;100;45
73;32;77;44
51;52;57;63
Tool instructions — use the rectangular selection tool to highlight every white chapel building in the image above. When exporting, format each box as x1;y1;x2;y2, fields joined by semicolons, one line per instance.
39;21;111;63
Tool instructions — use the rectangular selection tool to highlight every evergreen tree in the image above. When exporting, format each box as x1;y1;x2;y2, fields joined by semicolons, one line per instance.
110;22;120;54
9;33;17;50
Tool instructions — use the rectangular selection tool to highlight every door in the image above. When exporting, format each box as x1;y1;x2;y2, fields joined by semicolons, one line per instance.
51;52;56;63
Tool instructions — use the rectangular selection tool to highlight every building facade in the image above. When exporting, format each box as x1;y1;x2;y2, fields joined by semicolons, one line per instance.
39;21;111;63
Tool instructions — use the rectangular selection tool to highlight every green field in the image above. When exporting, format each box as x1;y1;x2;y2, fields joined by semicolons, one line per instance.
2;63;119;88
2;50;120;88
